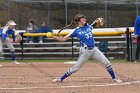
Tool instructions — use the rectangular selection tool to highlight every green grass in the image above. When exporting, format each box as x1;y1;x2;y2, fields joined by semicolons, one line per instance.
0;59;74;63
88;59;129;63
109;59;129;63
0;59;130;63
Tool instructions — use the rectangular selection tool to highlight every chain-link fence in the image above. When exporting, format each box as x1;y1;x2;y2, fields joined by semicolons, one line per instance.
0;0;140;29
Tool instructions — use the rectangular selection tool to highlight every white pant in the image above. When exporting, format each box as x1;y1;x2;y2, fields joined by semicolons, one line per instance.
0;37;15;54
68;46;111;73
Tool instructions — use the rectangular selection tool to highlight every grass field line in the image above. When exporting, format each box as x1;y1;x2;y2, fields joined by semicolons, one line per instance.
0;80;139;90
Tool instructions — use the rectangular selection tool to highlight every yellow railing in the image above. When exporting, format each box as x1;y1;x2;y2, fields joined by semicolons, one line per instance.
22;27;134;37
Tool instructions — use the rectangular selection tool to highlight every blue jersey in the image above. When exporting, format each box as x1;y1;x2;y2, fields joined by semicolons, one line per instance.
0;26;15;41
37;26;52;33
134;16;140;37
68;24;95;47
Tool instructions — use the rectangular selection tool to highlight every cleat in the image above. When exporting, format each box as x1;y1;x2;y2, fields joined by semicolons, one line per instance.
53;78;62;83
113;79;122;83
12;60;20;64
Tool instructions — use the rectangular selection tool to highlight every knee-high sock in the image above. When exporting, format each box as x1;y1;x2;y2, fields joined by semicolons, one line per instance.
106;65;116;79
11;51;15;61
60;70;72;81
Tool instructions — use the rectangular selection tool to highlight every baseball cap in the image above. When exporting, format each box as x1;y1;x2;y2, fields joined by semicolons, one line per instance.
9;21;17;26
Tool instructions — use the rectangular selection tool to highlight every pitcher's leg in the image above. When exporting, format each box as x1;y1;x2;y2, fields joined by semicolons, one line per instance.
92;47;116;80
61;55;90;81
54;48;92;82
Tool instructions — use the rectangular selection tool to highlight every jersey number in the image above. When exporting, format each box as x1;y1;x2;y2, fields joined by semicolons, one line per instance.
85;32;92;39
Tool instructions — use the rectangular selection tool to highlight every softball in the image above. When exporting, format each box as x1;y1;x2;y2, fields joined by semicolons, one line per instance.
46;32;53;38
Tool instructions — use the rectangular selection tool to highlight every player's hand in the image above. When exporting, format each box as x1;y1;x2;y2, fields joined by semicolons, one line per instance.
14;33;22;43
92;17;105;28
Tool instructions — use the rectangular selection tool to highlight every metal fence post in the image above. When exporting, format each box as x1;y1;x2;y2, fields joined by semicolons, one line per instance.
20;33;24;60
126;27;130;61
129;32;133;62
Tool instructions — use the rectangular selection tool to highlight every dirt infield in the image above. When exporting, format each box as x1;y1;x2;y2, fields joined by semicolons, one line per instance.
0;61;140;93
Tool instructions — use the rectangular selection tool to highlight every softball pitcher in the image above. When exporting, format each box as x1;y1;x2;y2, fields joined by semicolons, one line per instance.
0;20;19;65
53;14;122;83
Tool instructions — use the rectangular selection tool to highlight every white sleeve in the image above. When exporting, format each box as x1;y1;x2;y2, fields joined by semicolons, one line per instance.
2;26;8;34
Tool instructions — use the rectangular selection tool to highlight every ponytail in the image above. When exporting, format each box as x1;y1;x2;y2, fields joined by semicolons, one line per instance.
57;14;85;35
57;20;75;35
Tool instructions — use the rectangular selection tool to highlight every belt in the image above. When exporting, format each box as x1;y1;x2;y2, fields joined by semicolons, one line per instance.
84;47;94;50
